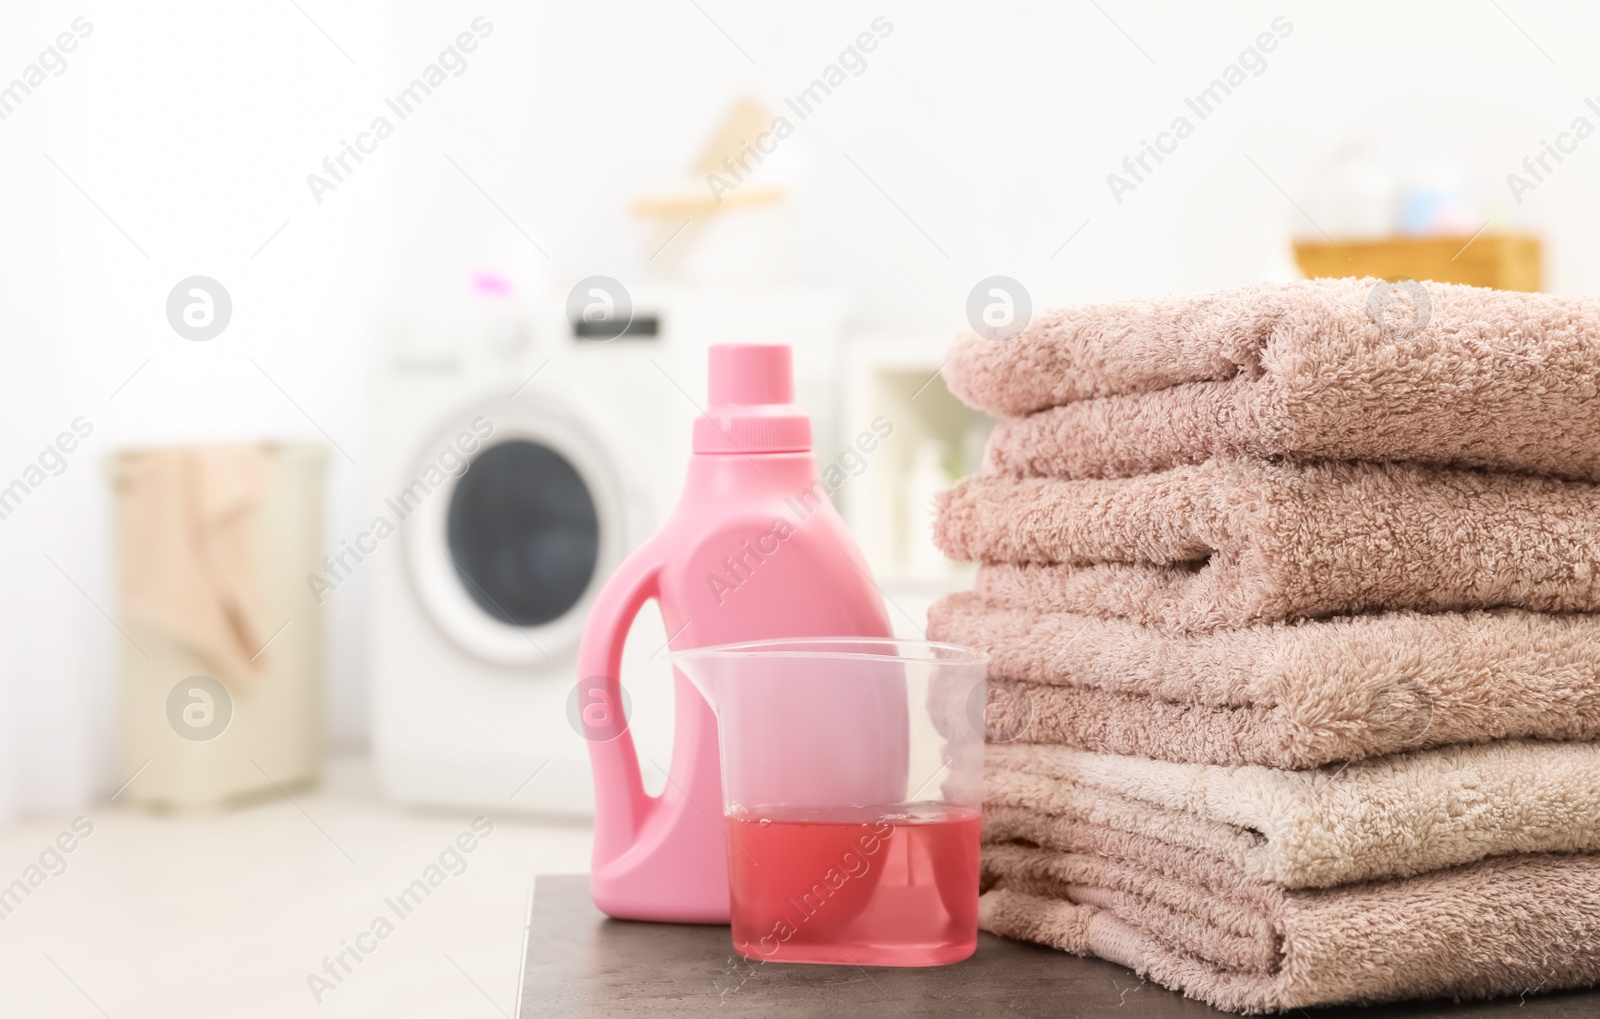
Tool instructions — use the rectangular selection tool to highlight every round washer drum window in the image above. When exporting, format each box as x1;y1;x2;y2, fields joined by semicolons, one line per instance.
446;440;601;628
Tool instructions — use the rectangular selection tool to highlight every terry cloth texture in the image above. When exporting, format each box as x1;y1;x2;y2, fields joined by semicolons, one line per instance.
934;458;1600;632
941;278;1600;482
927;592;1600;767
978;848;1600;1014
984;740;1600;889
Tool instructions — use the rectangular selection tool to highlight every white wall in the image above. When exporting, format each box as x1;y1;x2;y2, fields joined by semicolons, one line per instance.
4;0;1597;808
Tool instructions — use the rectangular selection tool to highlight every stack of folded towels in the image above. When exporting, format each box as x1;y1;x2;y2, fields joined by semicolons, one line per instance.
928;277;1600;1013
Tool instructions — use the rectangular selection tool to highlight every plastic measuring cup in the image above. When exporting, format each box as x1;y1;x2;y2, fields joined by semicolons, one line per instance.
669;637;989;966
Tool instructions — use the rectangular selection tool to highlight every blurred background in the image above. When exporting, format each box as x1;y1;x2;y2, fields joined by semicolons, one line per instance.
0;0;1592;1014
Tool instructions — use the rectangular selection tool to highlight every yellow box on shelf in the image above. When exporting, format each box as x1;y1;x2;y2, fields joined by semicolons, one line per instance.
1293;234;1542;292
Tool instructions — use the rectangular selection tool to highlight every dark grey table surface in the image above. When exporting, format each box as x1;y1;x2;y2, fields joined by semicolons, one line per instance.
519;875;1600;1018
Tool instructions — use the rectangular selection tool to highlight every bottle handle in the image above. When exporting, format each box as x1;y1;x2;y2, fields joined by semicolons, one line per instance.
577;548;662;869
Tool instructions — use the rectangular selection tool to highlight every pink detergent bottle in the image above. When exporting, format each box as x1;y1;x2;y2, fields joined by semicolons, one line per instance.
578;343;893;923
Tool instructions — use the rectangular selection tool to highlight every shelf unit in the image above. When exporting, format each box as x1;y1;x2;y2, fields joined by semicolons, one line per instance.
836;336;990;633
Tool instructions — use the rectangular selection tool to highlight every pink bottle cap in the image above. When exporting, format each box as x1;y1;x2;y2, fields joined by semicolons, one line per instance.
694;344;812;454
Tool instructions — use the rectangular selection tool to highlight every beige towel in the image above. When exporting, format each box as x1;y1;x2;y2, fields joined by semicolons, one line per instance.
979;846;1600;1013
942;278;1600;482
118;444;270;683
929;592;1600;767
984;740;1600;889
935;458;1600;632
981;738;1600;1008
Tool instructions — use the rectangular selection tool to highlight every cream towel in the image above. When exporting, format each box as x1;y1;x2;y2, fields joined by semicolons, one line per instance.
942;278;1600;482
935;458;1600;632
985;740;1600;889
118;444;270;683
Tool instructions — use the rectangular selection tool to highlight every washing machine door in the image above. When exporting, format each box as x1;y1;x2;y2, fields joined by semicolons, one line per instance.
404;395;631;667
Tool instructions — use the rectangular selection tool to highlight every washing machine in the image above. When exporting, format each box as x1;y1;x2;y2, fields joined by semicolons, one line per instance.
370;287;847;814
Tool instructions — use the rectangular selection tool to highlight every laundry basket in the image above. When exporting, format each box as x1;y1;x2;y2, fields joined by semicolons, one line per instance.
110;443;326;810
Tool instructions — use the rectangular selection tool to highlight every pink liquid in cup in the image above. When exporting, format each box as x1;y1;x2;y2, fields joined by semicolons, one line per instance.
669;635;990;965
725;803;982;967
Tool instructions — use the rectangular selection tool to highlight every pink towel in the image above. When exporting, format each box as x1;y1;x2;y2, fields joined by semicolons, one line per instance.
935;458;1600;632
942;278;1600;481
930;593;1600;767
